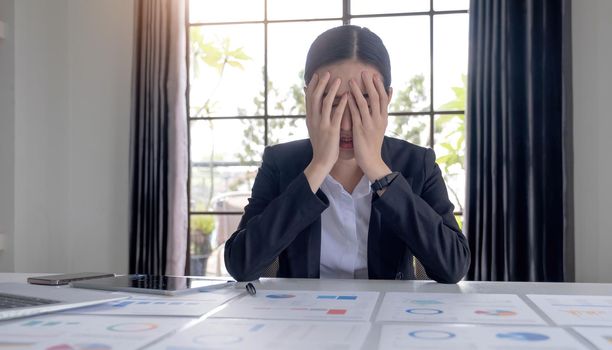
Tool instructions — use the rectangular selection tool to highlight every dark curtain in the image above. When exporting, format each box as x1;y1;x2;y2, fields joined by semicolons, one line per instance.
129;0;188;276
466;0;574;281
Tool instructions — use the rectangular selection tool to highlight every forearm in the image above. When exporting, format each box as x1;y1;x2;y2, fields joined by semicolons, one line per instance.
374;175;470;283
224;173;328;281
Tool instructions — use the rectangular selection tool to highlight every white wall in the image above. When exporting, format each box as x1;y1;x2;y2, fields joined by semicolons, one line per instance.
0;0;16;271
8;0;133;273
573;0;612;282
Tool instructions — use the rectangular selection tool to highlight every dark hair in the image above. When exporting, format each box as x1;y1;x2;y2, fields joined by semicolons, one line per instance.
304;25;391;89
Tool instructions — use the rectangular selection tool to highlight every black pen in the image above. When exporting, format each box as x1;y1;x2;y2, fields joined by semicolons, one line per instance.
246;282;256;296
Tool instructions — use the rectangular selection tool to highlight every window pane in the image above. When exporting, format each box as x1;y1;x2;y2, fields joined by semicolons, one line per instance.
268;118;309;145
434;0;469;12
434;114;465;212
189;24;264;117
352;16;431;113
189;214;215;276
191;119;264;165
351;0;429;15
268;0;341;20
267;21;341;116
455;214;464;230
190;165;258;212
434;14;468;111
386;115;430;147
190;213;240;277
189;0;264;23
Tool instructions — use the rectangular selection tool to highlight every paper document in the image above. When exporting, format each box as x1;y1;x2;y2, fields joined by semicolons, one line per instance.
0;314;189;349
376;292;546;325
148;318;370;350
528;294;612;326
379;324;588;350
213;290;379;321
64;288;242;317
573;327;612;349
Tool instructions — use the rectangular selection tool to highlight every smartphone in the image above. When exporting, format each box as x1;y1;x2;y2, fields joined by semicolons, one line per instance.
27;272;115;286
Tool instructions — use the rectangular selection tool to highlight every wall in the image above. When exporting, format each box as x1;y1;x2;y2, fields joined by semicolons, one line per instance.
573;0;612;282
0;0;15;271
9;0;133;273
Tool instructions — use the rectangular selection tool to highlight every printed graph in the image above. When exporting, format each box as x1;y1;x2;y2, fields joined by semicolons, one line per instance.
377;293;546;325
147;319;370;350
573;327;612;349
213;290;379;321
528;295;612;326
379;324;589;350
0;315;188;349
64;293;240;317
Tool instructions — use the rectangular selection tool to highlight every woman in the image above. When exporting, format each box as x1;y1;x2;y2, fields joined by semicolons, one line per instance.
224;25;470;283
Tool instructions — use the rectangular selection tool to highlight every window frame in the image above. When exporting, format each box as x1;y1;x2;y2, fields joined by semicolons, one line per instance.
186;0;468;272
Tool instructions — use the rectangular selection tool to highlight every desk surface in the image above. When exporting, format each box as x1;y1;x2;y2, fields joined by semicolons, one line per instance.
1;273;611;349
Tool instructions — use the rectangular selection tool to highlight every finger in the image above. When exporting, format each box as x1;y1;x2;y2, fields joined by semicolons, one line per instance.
305;73;319;113
312;72;331;117
331;93;348;127
349;79;371;126
362;71;380;117
347;92;362;128
321;78;342;125
373;74;390;115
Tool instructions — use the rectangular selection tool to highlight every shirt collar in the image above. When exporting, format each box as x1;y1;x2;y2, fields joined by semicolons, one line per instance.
323;174;372;199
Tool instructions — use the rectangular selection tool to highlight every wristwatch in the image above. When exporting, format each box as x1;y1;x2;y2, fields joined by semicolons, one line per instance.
370;172;400;192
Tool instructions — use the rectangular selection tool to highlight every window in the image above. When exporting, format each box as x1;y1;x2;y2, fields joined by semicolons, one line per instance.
187;0;469;276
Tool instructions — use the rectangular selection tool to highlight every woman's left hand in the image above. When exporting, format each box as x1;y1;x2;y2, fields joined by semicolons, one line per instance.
348;71;393;182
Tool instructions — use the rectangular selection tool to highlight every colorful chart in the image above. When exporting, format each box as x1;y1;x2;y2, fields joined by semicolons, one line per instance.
528;295;612;326
377;293;546;325
0;315;188;350
147;319;370;350
573;327;612;349
380;324;589;350
64;291;242;317
474;309;517;316
496;332;550;341
405;308;443;315
213;290;378;321
265;294;296;299
408;330;456;340
106;322;158;332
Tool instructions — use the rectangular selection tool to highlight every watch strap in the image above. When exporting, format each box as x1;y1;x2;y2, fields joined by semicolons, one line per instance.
370;172;400;192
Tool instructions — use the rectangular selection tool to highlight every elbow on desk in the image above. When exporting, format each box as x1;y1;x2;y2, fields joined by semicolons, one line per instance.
224;242;261;282
430;251;471;284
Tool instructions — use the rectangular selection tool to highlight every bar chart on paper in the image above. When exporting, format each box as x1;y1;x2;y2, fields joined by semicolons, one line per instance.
378;324;589;350
148;319;371;350
213;290;379;321
0;314;188;349
528;295;612;326
376;293;546;325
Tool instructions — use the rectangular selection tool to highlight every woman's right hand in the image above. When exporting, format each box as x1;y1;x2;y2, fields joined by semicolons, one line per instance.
303;72;348;193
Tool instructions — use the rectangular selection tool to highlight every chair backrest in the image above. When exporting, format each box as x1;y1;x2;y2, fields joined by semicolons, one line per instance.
261;257;279;278
413;256;430;280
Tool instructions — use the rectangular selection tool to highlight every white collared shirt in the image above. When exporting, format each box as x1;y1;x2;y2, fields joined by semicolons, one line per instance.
319;174;372;279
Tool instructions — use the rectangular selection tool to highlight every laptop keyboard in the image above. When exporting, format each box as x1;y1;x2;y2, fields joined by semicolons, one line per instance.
0;292;60;310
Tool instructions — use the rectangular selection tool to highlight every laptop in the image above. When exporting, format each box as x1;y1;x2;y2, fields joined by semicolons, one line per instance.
0;282;128;321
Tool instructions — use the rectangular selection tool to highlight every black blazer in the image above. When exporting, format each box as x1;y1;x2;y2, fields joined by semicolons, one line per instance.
224;137;470;283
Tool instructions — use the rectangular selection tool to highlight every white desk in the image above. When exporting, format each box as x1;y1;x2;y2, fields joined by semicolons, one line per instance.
1;273;611;349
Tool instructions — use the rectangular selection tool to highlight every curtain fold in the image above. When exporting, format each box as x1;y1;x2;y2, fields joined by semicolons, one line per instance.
465;0;573;281
129;0;188;276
